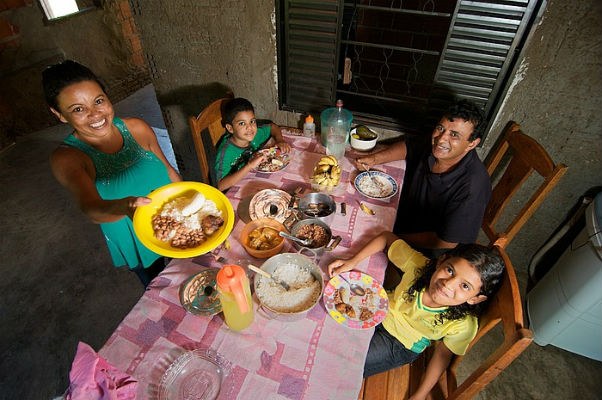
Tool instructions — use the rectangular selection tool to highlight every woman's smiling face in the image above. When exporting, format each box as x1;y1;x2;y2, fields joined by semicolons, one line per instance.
52;80;114;139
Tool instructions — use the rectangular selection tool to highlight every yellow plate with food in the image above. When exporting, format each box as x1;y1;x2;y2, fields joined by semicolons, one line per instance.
133;181;235;258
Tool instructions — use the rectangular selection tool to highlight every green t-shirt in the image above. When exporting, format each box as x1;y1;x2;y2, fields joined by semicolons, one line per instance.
214;124;272;181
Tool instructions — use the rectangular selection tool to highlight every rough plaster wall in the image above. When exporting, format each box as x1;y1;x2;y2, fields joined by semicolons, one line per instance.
479;0;602;273
130;0;297;180
0;2;148;141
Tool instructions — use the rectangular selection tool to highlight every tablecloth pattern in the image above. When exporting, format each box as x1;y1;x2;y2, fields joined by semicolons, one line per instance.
100;132;405;399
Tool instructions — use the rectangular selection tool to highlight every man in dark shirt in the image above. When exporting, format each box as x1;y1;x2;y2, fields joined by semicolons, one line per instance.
355;100;491;258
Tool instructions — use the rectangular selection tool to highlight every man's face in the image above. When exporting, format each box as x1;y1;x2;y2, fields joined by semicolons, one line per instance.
431;117;479;164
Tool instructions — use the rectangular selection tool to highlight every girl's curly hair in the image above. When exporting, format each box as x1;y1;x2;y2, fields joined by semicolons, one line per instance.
403;244;505;324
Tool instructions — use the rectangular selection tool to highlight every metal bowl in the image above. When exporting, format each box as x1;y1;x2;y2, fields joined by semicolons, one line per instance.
253;253;324;320
289;218;341;259
298;192;336;223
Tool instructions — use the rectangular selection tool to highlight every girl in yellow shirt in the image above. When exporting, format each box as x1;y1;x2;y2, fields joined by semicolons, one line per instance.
328;233;505;400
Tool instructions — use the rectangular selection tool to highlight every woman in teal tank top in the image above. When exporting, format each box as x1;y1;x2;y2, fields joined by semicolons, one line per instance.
42;60;181;286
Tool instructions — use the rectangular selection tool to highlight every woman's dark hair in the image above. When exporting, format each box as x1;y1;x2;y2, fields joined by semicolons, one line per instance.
42;60;106;110
223;97;255;126
443;99;486;141
404;244;505;324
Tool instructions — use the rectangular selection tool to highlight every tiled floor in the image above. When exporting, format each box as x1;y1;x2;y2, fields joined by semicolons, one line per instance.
0;85;600;399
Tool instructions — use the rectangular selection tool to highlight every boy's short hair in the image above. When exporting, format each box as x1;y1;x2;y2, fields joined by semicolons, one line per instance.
443;100;486;141
223;98;255;126
42;60;106;110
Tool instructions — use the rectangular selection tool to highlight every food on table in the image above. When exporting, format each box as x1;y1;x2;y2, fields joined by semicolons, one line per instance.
255;263;321;313
257;147;288;172
312;155;342;187
357;174;394;198
359;307;374;321
333;284;376;321
351;125;378;141
296;224;329;248
304;202;331;217
152;192;224;249
359;202;375;215
247;226;284;250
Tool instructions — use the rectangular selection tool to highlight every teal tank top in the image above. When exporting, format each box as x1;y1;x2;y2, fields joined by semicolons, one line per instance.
63;117;172;268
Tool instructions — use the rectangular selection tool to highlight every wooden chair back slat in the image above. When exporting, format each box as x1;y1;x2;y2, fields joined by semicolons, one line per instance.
482;121;567;248
188;94;233;184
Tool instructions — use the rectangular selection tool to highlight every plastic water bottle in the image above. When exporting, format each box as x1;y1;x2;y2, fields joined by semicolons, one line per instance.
325;100;351;160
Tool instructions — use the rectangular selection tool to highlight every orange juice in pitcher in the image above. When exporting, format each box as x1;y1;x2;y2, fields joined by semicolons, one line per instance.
216;265;254;331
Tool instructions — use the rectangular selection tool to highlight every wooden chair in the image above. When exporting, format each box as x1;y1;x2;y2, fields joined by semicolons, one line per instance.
481;121;567;248
358;245;533;400
189;94;233;184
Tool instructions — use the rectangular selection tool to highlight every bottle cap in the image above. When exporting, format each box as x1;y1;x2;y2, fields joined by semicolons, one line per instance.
336;99;344;107
305;115;314;123
216;264;249;313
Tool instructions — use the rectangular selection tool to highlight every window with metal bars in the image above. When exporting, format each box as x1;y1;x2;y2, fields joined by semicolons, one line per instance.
276;0;543;136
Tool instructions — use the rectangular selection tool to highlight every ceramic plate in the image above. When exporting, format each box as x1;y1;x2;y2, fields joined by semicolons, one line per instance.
157;348;231;400
179;268;221;316
254;147;290;173
133;182;235;258
248;188;294;224
354;171;398;199
323;271;388;329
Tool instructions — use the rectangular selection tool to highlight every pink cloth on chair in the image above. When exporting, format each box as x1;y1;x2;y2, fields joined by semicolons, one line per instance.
66;342;137;400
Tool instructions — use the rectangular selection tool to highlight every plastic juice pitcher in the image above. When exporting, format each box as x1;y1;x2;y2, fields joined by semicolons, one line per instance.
216;265;254;331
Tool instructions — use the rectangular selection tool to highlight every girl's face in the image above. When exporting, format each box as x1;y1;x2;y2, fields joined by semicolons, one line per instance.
226;110;257;146
51;80;115;140
424;256;487;308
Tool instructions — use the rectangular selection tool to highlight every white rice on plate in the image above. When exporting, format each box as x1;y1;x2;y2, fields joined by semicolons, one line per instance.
159;196;222;230
358;175;393;198
255;264;321;313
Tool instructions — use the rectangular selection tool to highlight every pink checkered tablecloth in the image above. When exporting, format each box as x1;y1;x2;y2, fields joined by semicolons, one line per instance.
99;132;405;399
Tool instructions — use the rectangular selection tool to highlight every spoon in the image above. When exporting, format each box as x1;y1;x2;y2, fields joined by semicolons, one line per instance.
248;264;290;291
338;273;366;296
278;231;313;247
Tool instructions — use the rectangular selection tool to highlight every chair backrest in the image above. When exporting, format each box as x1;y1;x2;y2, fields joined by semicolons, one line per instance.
440;244;533;399
482;121;567;248
188;94;233;184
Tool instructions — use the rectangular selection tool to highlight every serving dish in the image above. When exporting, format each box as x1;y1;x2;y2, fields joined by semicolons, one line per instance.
248;188;294;223
354;171;398;199
240;218;287;259
349;126;378;151
133;181;235;258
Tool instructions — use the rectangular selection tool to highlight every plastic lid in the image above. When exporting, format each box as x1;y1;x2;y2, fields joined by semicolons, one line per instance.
305;115;314;123
336;99;344;107
216;265;250;313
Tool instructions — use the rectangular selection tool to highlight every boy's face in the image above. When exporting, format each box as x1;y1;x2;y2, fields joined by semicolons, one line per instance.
424;256;487;308
226;110;257;145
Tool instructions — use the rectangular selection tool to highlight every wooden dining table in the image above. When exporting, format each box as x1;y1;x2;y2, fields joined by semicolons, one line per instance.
99;130;405;399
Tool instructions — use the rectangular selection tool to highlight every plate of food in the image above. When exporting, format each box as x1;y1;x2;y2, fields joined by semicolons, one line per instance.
133;181;235;258
354;171;398;199
248;188;294;224
323;271;388;329
254;147;290;173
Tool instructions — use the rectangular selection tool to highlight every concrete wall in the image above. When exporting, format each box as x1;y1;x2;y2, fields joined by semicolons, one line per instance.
0;0;149;148
130;0;299;180
479;0;602;271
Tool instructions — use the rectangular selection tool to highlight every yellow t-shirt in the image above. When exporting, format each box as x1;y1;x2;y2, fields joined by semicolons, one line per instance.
382;239;478;355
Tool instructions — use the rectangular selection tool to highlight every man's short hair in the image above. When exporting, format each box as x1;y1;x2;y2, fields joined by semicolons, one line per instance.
443;100;486;141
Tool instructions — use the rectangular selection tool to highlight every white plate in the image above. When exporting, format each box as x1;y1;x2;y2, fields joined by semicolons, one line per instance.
157;348;231;400
354;171;398;199
248;188;294;223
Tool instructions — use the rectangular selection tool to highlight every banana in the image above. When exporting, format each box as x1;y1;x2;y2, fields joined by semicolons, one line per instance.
319;156;336;166
331;165;341;177
318;164;331;173
327;155;338;165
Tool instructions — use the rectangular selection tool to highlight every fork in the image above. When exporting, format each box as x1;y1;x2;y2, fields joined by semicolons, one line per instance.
361;162;382;188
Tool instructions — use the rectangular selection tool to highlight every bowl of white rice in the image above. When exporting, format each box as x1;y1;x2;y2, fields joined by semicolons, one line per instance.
253;253;324;320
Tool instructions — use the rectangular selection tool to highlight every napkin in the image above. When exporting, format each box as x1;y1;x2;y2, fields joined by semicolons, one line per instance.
65;341;138;400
